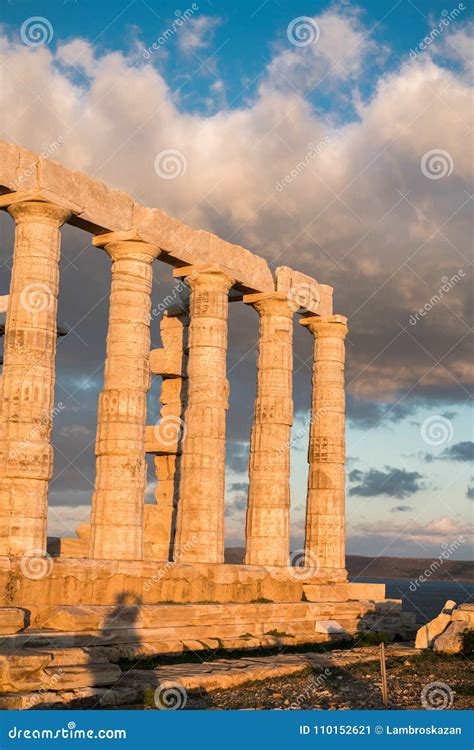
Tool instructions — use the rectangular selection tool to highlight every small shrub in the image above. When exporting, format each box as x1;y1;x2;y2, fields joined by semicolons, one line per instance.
461;628;474;655
353;630;390;646
264;629;294;638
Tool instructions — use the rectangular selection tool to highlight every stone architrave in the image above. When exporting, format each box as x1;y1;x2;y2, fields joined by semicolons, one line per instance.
89;231;160;561
0;195;72;556
172;265;234;564
243;292;294;567
300;314;348;576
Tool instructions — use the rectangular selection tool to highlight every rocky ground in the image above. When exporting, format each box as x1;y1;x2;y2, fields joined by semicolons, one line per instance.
176;650;473;710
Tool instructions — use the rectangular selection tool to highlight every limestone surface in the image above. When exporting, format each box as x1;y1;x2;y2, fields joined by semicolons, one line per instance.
300;315;348;575
89;234;161;561
0;195;72;556
244;293;294;567
173;266;234;563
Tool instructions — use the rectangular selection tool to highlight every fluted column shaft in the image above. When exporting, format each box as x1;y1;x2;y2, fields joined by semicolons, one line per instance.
0;199;71;556
300;314;348;575
173;266;234;563
244;293;294;566
89;234;160;560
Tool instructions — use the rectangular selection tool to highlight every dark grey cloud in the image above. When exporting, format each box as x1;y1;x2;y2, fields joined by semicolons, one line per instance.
467;478;474;500
391;505;413;512
439;441;474;463
349;466;427;499
225;493;248;517
229;482;248;493
346;395;415;429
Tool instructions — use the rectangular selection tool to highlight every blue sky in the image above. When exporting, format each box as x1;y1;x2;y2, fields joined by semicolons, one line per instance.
0;0;472;559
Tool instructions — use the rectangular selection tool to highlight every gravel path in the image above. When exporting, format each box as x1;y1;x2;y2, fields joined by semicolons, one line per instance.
179;650;473;710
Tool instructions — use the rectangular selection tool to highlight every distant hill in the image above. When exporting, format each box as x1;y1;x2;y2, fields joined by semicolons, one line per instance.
224;548;474;581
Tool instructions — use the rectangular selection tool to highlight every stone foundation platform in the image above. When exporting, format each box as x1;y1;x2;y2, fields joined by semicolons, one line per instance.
0;557;416;707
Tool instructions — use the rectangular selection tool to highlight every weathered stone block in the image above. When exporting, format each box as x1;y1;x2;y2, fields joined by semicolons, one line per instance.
415;600;456;649
275;265;333;315
0;606;27;634
149;348;186;377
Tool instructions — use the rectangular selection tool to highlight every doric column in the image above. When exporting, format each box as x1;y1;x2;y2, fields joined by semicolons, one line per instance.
173;265;234;563
300;314;348;576
0;195;72;556
89;231;160;561
243;292;294;566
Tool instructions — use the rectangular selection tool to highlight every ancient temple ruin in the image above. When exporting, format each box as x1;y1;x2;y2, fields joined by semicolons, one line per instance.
0;141;415;708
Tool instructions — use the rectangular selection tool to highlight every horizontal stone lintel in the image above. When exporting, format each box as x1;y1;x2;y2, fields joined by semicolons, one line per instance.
0;141;273;294
0;142;337;303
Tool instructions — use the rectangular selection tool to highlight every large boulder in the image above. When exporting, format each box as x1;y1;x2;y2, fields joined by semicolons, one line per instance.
433;621;471;654
415;600;456;649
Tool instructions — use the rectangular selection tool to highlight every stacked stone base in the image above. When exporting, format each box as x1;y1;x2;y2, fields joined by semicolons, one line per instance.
0;558;416;708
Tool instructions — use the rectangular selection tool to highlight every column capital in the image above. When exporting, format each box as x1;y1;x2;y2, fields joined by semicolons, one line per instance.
300;313;348;338
93;230;161;263
243;291;294;318
0;190;79;227
173;263;235;291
